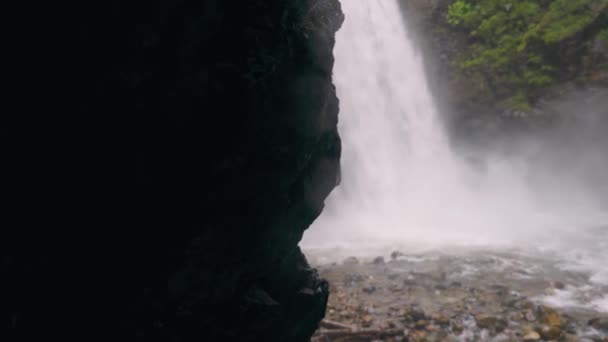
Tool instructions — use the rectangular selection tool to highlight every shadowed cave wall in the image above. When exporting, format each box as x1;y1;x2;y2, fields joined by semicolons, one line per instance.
4;0;343;341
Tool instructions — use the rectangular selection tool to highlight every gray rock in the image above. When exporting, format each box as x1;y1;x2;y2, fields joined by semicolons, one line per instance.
525;310;536;322
343;256;360;265
372;256;385;265
523;331;541;340
391;251;405;260
362;286;377;294
588;317;608;332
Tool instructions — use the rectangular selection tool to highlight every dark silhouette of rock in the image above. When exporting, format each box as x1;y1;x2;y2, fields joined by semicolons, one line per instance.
4;1;344;341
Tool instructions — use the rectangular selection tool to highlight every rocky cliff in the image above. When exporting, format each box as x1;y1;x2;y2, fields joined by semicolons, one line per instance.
5;1;343;341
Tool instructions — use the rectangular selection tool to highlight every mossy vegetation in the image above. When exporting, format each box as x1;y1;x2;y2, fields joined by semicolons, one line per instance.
446;0;607;111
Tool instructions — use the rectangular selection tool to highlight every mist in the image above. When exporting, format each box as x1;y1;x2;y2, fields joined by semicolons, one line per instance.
301;0;608;287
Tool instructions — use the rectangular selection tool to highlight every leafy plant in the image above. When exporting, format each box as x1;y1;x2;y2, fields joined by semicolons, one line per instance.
446;0;601;111
447;1;475;25
601;28;608;41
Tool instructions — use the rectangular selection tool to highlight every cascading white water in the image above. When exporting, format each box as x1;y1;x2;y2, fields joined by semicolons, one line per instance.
302;0;608;309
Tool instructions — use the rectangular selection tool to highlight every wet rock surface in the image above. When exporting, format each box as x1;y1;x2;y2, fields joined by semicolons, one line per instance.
310;250;608;341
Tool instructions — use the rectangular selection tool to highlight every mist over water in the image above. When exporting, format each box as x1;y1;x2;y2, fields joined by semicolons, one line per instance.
302;0;608;294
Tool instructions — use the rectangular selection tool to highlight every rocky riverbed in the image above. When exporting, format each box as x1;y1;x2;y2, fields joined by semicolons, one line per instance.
308;249;608;341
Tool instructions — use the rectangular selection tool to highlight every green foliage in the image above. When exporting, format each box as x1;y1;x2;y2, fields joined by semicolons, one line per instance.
503;91;533;112
446;0;600;111
601;28;608;41
538;0;595;43
447;1;475;25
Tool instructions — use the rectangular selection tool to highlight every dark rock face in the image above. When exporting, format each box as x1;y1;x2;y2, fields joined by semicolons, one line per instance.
5;0;343;341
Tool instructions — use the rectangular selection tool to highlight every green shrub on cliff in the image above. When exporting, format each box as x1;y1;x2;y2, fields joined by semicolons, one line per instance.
446;1;475;25
447;0;604;111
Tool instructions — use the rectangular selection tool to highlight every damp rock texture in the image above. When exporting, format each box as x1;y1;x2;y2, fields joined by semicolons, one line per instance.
4;1;343;341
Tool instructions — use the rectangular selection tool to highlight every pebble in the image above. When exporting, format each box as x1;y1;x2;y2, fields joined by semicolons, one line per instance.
390;251;404;260
343;256;359;265
589;317;608;332
525;309;536;321
476;315;508;333
538;305;562;327
361;314;373;327
553;281;566;290
414;319;429;329
435;283;448;290
362;285;376;294
523;331;541;340
452;322;464;335
432;314;450;327
406;309;428;322
539;324;562;340
372;256;385;265
565;321;578;334
409;330;428;341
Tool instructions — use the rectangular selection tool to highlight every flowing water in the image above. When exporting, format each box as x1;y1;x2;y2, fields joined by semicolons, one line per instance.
302;0;608;312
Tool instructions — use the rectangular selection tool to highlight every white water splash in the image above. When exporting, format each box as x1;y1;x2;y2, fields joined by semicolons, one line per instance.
302;0;608;306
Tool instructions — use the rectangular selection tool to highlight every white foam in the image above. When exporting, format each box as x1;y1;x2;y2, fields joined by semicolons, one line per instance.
537;285;608;313
591;295;608;312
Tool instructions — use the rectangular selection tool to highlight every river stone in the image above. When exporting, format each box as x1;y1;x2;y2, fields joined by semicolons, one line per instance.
565;321;578;334
452;322;464;335
525;309;537;321
432;314;450;327
391;251;405;260
372;256;385;265
409;329;428;341
415;320;430;329
476;315;508;334
387;273;399;280
552;281;566;290
539;324;562;340
362;314;374;327
405;309;428;322
362;285;377;294
523;331;541;340
538;305;563;327
476;315;496;327
588;317;608;332
343;256;360;265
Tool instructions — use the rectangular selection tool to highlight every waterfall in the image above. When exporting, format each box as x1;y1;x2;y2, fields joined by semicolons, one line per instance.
302;0;608;289
302;0;519;247
318;0;470;240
